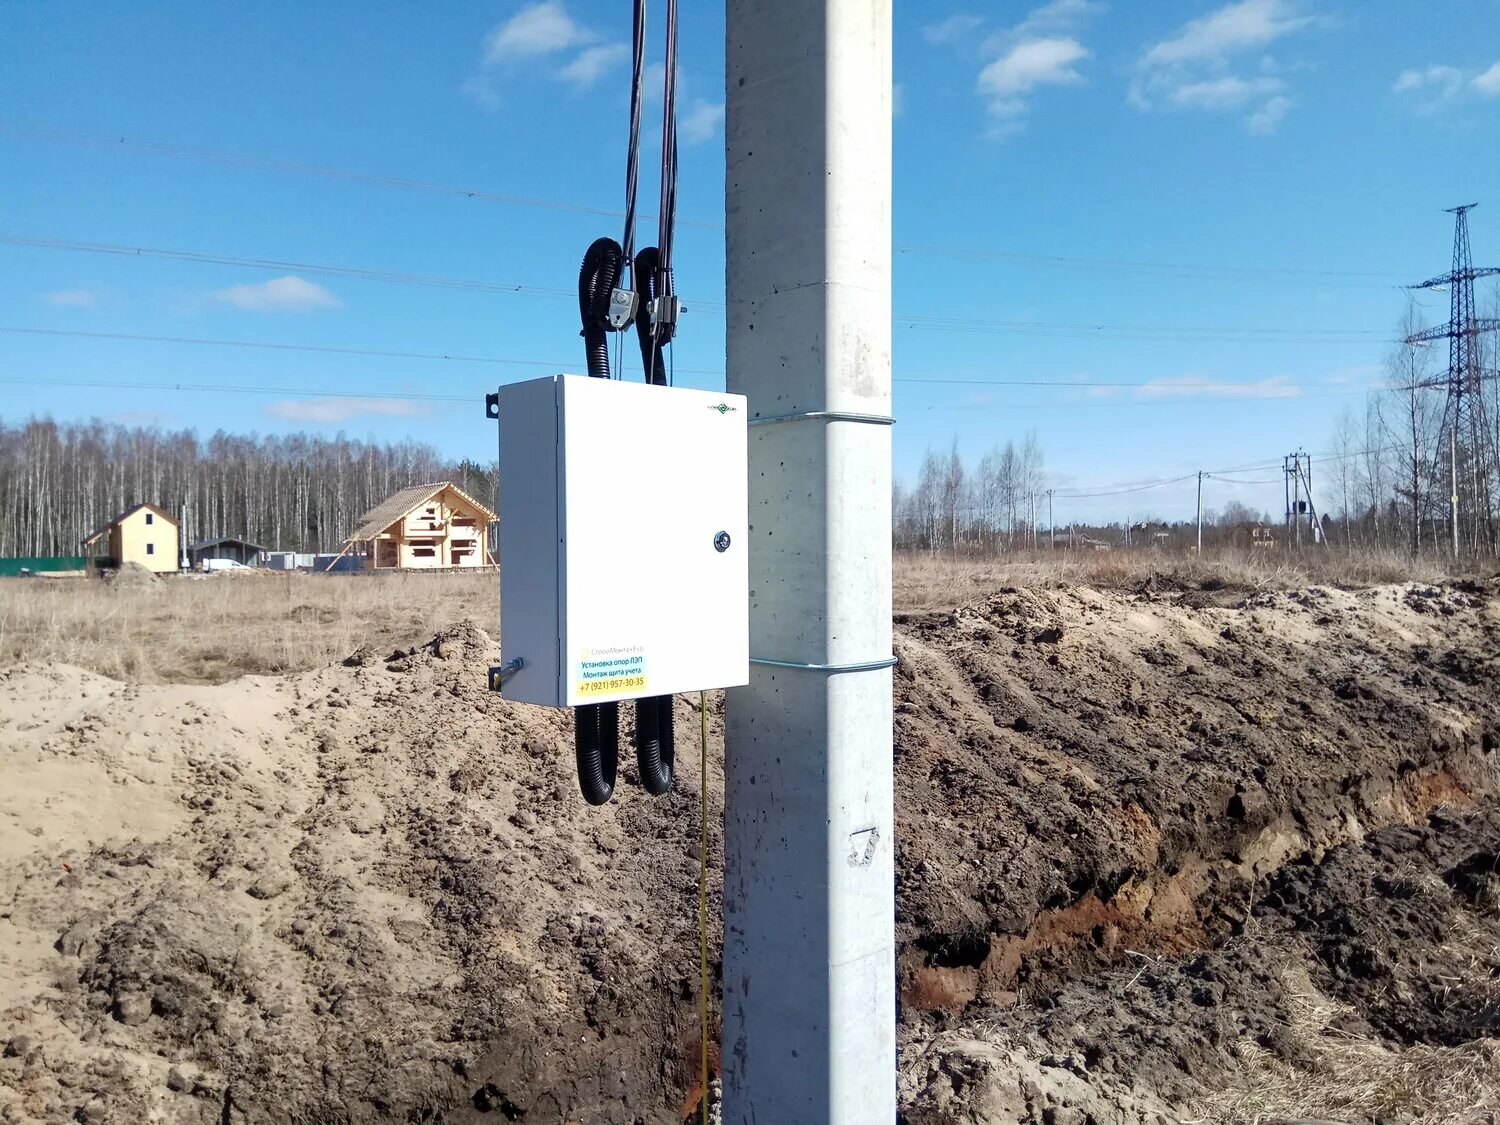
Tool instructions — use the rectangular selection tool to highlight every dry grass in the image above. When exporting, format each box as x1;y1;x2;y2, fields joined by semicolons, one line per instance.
1197;966;1500;1125
0;548;1486;683
893;547;1482;613
0;569;496;683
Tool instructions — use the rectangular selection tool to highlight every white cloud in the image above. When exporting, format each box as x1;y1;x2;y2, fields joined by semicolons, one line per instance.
1393;60;1500;110
1143;0;1310;67
265;398;431;424
1248;93;1292;133
927;0;1098;131
680;99;725;143
213;275;342;312
484;2;594;62
559;43;627;88
467;3;629;107
41;289;97;307
1394;65;1465;97
1132;0;1313;132
1169;74;1284;109
1136;375;1300;400
980;37;1089;109
923;14;985;45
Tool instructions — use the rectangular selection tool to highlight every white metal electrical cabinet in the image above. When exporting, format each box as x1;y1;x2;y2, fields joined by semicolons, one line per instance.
494;374;748;708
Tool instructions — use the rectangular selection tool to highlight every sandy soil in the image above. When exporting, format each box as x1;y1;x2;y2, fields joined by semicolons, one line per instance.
1;577;1497;1124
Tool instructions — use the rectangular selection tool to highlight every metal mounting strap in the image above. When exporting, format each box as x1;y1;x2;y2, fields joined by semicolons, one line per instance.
749;655;898;673
748;410;895;427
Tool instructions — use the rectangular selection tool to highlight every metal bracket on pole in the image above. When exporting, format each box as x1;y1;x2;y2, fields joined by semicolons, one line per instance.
748;410;895;428
486;657;526;692
749;655;897;673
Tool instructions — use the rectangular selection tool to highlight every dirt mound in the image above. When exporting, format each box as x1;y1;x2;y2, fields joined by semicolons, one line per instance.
101;561;160;592
287;603;338;625
1;580;1498;1123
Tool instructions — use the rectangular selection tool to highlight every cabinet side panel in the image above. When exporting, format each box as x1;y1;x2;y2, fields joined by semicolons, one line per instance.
497;376;562;706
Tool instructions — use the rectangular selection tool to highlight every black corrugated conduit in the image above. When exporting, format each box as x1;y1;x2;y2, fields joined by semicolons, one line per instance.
566;0;681;804
630;245;676;797
573;236;625;806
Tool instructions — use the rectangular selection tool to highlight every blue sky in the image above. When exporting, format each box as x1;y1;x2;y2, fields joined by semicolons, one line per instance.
3;0;1498;524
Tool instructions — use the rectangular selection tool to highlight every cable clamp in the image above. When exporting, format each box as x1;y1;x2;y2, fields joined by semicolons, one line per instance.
748;410;896;428
749;655;898;673
607;288;638;330
647;294;685;328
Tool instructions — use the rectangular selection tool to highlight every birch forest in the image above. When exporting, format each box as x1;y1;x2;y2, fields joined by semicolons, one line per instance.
0;419;498;558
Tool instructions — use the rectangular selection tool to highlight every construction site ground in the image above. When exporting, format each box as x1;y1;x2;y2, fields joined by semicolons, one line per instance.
1;564;1497;1124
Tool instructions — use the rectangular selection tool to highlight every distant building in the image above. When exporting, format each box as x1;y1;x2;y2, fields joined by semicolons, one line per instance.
187;536;269;568
335;482;496;570
81;504;179;574
266;552;317;571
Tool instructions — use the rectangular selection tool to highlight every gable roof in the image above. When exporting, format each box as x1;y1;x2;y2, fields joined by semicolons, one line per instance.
80;503;179;546
187;536;271;553
345;481;496;543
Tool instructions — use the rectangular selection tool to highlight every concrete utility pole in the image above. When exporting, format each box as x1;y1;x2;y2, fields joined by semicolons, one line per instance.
1196;471;1203;555
723;2;895;1123
1047;489;1055;550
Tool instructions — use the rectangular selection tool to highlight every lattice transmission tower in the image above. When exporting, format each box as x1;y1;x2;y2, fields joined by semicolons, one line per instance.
1406;204;1500;554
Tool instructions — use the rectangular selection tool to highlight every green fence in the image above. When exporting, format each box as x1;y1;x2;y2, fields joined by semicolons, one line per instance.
0;556;87;577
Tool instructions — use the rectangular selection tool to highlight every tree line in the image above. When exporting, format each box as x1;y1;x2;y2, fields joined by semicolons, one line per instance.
0;418;497;558
894;433;1049;551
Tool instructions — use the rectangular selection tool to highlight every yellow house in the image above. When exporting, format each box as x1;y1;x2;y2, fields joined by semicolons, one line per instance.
81;503;180;574
336;482;495;570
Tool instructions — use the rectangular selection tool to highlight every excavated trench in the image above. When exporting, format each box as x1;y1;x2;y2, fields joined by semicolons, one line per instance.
1;579;1497;1125
894;582;1500;1123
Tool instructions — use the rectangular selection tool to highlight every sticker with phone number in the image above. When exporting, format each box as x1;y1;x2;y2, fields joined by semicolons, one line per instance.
577;674;647;696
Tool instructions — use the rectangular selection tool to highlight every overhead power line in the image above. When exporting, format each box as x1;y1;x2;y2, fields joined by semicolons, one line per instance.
6;233;1395;344
0;232;728;312
0;121;717;230
0;326;729;377
896;314;1388;344
0;375;471;403
3;120;1411;287
0;372;1378;411
2;327;1386;399
1054;440;1428;500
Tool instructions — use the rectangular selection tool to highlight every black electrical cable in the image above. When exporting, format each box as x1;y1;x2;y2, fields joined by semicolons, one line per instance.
652;0;681;386
574;236;626;804
621;0;646;285
633;245;671;384
627;0;682;797
571;0;681;803
632;244;675;793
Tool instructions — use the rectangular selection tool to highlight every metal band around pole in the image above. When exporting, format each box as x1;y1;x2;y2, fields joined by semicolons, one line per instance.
749;655;898;673
748;410;896;427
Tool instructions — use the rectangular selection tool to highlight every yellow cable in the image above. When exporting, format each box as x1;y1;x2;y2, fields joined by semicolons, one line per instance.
699;689;710;1124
